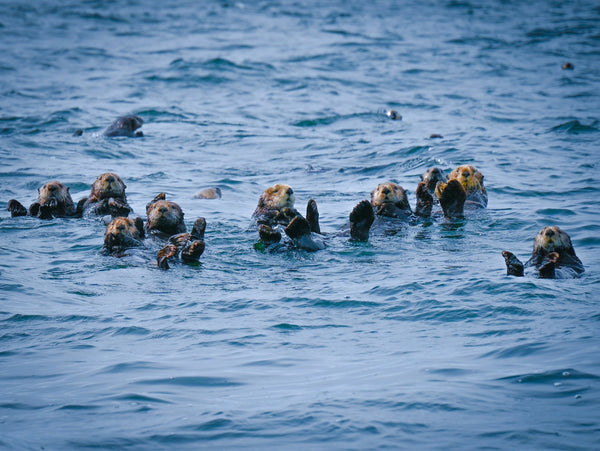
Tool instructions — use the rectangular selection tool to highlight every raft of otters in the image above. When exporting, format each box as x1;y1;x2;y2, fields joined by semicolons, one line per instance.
6;166;584;278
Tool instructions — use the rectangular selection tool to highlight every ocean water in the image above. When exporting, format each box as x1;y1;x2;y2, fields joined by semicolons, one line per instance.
1;0;599;449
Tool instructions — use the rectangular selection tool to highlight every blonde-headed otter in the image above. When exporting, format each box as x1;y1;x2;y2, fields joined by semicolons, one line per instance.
253;184;323;251
502;226;584;279
80;172;132;218
102;217;145;254
436;165;487;209
8;180;79;219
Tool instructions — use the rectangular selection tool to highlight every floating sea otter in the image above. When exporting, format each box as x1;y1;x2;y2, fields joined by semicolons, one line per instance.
104;115;144;137
252;184;323;251
79;172;133;218
8;181;80;219
145;193;205;267
502;226;584;279
346;179;465;241
435;165;487;209
102;216;145;255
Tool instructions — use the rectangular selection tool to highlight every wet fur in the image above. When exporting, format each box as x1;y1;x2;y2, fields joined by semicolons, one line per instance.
252;184;301;226
103;217;145;254
104;115;143;137
437;165;487;208
502;226;584;279
145;193;186;236
81;173;132;218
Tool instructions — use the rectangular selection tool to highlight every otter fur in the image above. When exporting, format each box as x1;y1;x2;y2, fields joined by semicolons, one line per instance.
80;172;132;218
502;226;584;279
8;181;79;219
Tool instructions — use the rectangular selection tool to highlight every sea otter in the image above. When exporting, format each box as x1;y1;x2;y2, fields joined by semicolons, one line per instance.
8;181;79;219
193;187;222;199
79;172;132;218
103;115;144;137
145;193;186;237
421;167;447;196
157;217;207;269
436;165;487;209
502;226;584;279
253;184;323;251
346;181;434;241
102;216;145;255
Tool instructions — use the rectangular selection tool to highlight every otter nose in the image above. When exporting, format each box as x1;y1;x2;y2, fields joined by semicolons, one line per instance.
287;188;293;195
462;170;470;177
159;206;168;214
49;185;57;192
106;176;115;183
382;187;390;195
545;229;555;237
117;224;126;232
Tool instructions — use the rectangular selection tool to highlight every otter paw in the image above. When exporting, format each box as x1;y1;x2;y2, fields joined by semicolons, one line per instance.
191;217;207;241
306;199;321;234
157;244;178;270
539;252;559;279
182;240;205;262
259;224;282;245
285;216;311;240
415;181;433;218
349;200;374;241
502;251;524;277
440;179;466;219
8;199;27;217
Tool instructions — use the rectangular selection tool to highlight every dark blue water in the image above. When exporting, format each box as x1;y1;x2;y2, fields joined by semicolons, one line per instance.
1;0;599;449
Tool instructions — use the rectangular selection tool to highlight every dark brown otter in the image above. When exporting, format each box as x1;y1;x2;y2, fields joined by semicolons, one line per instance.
157;217;207;269
79;172;132;218
145;193;186;237
252;184;302;227
502;226;584;279
102;217;145;255
8;181;79;219
104;115;143;137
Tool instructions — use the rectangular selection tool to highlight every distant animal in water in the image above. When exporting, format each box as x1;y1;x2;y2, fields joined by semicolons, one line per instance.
103;115;144;137
562;62;574;70
8;180;79;219
386;109;402;120
193;187;222;199
502;226;584;279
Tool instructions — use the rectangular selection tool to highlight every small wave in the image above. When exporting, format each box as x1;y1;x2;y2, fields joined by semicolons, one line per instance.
134;376;243;387
499;368;600;384
550;120;598;134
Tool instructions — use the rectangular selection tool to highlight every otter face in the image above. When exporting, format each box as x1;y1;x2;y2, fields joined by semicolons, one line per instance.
90;173;126;200
38;181;73;207
258;184;295;209
421;167;447;193
448;165;485;192
122;115;143;132
146;200;184;233
533;226;574;255
371;182;409;209
104;217;144;251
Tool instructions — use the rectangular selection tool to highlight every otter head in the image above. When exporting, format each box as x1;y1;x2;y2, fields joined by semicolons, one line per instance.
533;226;575;256
145;199;185;235
103;217;144;252
421;167;447;194
448;165;485;193
121;115;143;132
90;173;126;201
258;184;295;210
38;181;74;208
370;182;410;210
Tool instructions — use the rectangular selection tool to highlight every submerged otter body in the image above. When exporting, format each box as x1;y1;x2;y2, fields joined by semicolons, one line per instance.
103;115;144;137
8;181;79;219
502;226;584;279
80;173;132;218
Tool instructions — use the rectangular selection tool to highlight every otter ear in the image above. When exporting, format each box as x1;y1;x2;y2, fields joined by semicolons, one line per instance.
134;217;145;238
146;192;166;213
